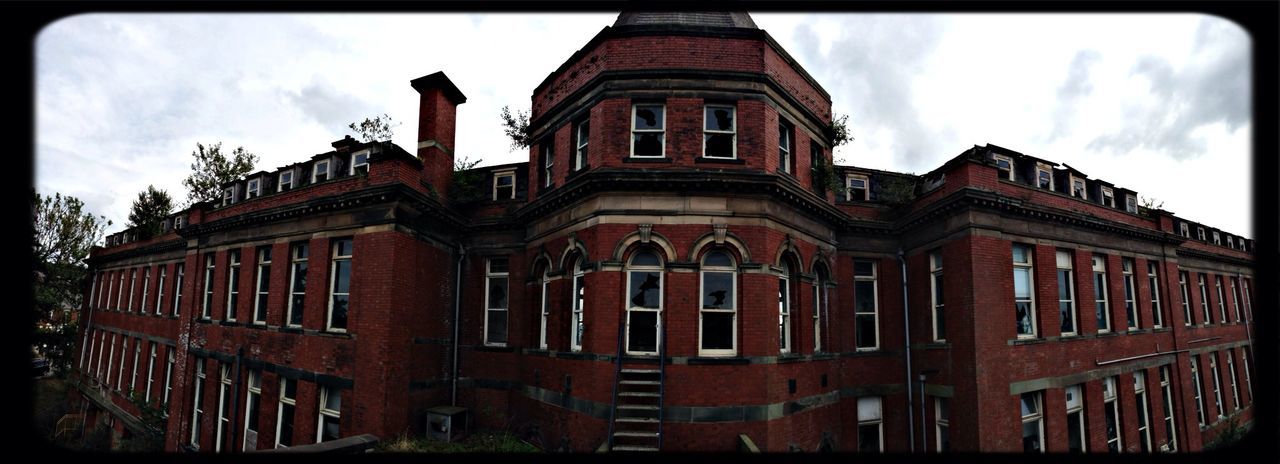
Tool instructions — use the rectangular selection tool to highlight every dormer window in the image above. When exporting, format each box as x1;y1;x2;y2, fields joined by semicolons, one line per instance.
1125;195;1137;213
313;160;330;183
703;105;736;159
174;216;185;230
493;171;515;200
222;187;235;206
1197;227;1206;241
246;179;260;199
1035;162;1053;189
1212;231;1221;245
351;151;369;175
279;170;294;192
1070;177;1086;199
846;174;869;201
1180;222;1189;238
993;154;1013;180
1101;187;1115;207
1226;236;1234;249
631;104;665;158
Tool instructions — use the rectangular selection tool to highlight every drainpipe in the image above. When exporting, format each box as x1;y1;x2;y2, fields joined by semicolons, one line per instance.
897;248;915;452
919;373;927;452
229;346;244;452
450;244;465;406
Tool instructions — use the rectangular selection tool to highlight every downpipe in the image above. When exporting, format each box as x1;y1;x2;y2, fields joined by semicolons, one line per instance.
451;244;465;406
897;248;915;452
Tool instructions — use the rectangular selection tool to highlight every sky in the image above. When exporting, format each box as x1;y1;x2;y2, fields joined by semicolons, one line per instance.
35;12;1253;238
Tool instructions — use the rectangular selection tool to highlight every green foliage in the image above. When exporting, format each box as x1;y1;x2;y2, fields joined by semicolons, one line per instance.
117;392;167;452
810;159;844;195
1139;195;1164;210
1203;416;1249;450
32;191;109;328
828;113;853;148
33;323;78;377
378;431;540;453
875;175;918;206
499;105;532;150
181;142;259;206
348;113;399;143
127;185;173;239
450;155;485;203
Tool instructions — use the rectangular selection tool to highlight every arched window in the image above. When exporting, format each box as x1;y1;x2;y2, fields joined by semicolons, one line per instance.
626;249;663;355
813;263;831;353
570;256;586;352
700;250;737;356
778;260;792;354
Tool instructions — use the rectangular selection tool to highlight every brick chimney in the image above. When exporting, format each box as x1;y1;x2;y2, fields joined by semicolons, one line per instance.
410;71;467;199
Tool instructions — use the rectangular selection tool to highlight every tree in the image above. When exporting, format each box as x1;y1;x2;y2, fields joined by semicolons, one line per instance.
499;105;532;150
181;142;258;206
127;185;173;239
450;155;485;203
828;113;854;148
1139;195;1164;210
348;113;399;143
31;191;110;375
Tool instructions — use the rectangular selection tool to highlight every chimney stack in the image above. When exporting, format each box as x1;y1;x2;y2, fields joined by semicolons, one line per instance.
410;71;467;199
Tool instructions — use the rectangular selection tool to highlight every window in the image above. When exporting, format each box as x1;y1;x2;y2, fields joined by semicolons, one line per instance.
1241;348;1252;399
1057;250;1077;335
541;142;554;188
174;215;185;229
190;358;206;448
1226;236;1234;249
1101;187;1115;207
141;268;151;314
1094;256;1111;333
1133;371;1153;452
573;120;589;171
278;170;294;192
226;250;241;321
317;386;341;443
129;337;141;393
1159;366;1178;451
931;251;945;341
1196;227;1205;241
88;273;100;310
275;378;297;448
116;336;127;390
1122;258;1138;330
777;260;792;354
570;258;586;352
1209;352;1224;419
993;154;1013;180
703;105;736;158
1190;355;1207;426
97;332;109;382
778;122;792;173
854;259;879;350
155;267;166;315
164;347;174;410
857;397;883;452
80;329;92;371
1035;162;1053;189
351;151;369;175
1065;385;1086;453
243;369;262;451
1241;278;1252;321
1226;351;1240;411
1103;376;1123;452
1211;231;1220;245
1197;274;1211;324
216;363;232;452
222;187;235;206
116;271;125;310
935;397;950;452
1126;195;1137;213
202;254;215;319
173;263;184;317
1013;244;1037;338
814;265;830;353
626;250;664;354
327;238;353;331
1214;276;1227;324
1179;222;1189;238
127;268;137;312
1178;271;1192;326
1229;277;1241;322
699;250;737;356
484;257;509;346
313;160;330;183
492;171;515;200
846;174;869;201
1071;177;1086;199
253;247;271;324
287;243;308;327
810;142;826;194
246;179;260;199
631;104;665;157
1021;392;1044;453
538;267;549;350
1148;262;1163;328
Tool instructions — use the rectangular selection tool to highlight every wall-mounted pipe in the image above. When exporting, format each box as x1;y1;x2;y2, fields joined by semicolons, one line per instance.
1095;348;1189;366
451;244;466;406
897;248;915;452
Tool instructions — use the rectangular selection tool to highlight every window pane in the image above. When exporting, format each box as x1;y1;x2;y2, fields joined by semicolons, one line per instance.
628;311;658;352
321;416;340;442
333;260;351;293
856;315;876;348
1013;268;1031;299
854;260;874;276
855;281;876;312
701;312;733;350
631;251;660;267
1067;412;1084;452
858;425;881;452
629;271;661;309
487;310;508;344
857;397;881;421
488;277;508;309
1022;421;1042;452
705;107;733;130
335;239;352;257
1057;270;1071;300
278;404;294;446
330;295;348;329
705;134;734;157
702;272;733;309
634;106;663;129
704;251;732;267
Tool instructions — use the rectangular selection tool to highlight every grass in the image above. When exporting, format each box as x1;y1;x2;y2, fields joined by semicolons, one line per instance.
378;430;541;453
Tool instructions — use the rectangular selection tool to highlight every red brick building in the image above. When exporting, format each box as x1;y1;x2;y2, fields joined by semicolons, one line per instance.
68;11;1255;453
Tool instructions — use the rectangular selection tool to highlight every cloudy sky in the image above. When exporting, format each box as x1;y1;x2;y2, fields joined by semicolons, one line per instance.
35;12;1252;238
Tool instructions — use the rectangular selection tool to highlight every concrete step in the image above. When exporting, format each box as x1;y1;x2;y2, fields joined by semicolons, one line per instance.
618;404;660;411
613;445;660;452
620;368;660;374
614;431;659;438
616;417;660;423
618;391;660;397
619;380;660;385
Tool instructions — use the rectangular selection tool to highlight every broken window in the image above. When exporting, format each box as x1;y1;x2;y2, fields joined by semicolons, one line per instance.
631;104;665;157
703;105;736;158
